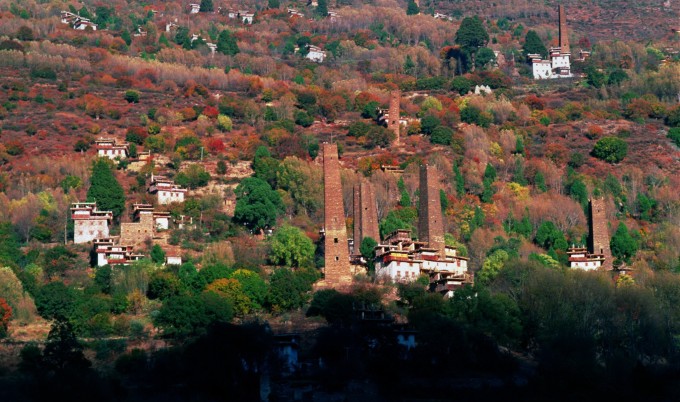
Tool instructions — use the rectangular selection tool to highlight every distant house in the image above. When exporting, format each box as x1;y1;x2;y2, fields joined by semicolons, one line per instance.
60;11;78;24
95;138;129;160
287;8;304;18
327;10;339;21
305;45;326;63
433;12;452;21
93;239;145;266
166;254;182;265
188;3;200;13
133;26;147;37
567;245;605;271
148;174;187;205
240;11;255;24
71;202;113;244
165;21;179;32
73;18;97;31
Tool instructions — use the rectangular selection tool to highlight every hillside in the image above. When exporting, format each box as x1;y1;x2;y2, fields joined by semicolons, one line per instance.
0;0;680;400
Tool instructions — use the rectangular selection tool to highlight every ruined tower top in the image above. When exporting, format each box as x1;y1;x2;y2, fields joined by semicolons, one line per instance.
322;143;352;287
590;197;612;270
388;90;401;145
558;5;570;54
418;164;445;257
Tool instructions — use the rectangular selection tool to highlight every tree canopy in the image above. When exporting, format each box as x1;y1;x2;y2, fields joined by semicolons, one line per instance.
87;158;125;219
233;177;284;232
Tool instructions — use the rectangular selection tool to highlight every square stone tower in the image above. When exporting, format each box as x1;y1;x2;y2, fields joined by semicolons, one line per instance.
353;180;380;254
418;164;445;257
388;90;401;145
323;143;352;286
558;5;570;53
589;198;612;269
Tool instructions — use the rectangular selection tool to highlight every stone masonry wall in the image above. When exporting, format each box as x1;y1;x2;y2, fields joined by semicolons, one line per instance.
120;213;155;246
353;181;380;254
418;164;445;257
559;5;570;53
388;90;400;144
323;143;352;286
590;198;612;269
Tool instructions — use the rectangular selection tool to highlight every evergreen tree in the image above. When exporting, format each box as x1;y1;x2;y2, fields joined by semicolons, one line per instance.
150;244;166;264
454;16;489;72
406;0;420;15
87;158;125;219
200;0;214;12
523;30;548;58
121;29;131;46
216;29;239;55
611;222;639;264
535;171;547;193
453;162;465;198
316;0;328;17
268;0;280;8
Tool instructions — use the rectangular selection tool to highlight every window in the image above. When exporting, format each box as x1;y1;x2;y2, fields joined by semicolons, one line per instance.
334;238;338;243
335;256;339;261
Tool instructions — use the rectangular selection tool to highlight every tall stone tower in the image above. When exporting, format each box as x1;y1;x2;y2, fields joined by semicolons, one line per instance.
558;5;570;53
353;181;380;254
589;198;612;269
387;90;401;145
322;143;352;286
418;164;445;257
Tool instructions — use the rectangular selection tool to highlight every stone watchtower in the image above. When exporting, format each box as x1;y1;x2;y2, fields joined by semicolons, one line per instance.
353;180;380;254
589;198;612;269
322;143;352;286
558;5;570;53
418;164;445;257
387;90;401;145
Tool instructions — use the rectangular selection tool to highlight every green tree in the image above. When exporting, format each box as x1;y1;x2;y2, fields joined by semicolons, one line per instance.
477;249;510;285
252;146;279;187
233;178;284;232
451;76;473;95
200;0;214;12
267;268;313;311
475;47;496;69
592;137;628;163
454;16;489;72
360;237;378;263
34;282;77;321
316;0;328;17
231;269;267;310
406;0;420;15
154;293;233;338
535;171;547;192
420;115;441;134
430;126;453;145
124;90;140;103
150;244;166;264
216;30;239;55
523;30;547;58
453;162;465;197
269;225;315;268
268;0;280;8
610;222;638;264
87;158;125;219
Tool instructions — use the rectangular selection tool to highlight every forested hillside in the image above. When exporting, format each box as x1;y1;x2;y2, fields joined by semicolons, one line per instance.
0;0;679;400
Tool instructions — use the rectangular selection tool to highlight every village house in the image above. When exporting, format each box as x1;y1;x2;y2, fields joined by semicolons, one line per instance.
148;174;187;205
187;3;200;14
433;12;452;21
567;245;605;271
240;11;255;24
73;18;97;31
71;202;113;244
287;8;305;18
373;230;472;296
93;238;145;267
531;6;572;79
305;45;326;63
166;254;183;265
120;203;170;245
95;138;129;160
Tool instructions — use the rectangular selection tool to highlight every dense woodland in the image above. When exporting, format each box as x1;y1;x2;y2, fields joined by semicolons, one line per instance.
0;0;680;400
